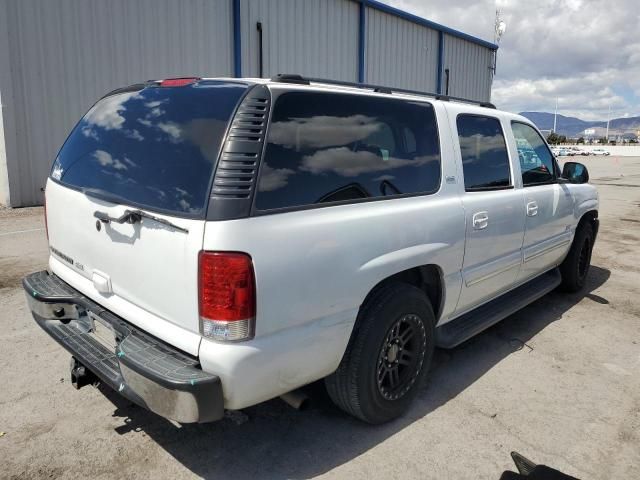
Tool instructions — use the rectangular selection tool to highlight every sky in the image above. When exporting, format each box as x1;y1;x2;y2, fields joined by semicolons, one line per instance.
384;0;640;121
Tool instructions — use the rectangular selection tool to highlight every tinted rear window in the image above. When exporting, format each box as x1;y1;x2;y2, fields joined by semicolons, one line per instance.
255;91;441;211
457;115;511;191
52;81;247;216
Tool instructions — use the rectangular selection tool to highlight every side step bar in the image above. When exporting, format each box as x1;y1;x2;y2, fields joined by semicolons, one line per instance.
436;268;561;348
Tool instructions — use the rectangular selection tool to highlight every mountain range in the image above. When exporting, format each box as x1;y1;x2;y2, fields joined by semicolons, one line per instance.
519;111;640;138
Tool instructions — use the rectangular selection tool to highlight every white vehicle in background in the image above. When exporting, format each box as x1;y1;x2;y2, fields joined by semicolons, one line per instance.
591;148;610;156
24;74;599;425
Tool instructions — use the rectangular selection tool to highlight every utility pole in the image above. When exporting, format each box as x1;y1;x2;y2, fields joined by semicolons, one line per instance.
606;104;611;142
553;97;558;133
492;10;506;76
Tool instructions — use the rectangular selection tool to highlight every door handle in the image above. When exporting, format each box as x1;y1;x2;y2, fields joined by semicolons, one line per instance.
526;201;538;217
472;211;489;230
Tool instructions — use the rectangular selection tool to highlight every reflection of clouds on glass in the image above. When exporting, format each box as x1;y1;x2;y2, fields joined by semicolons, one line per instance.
51;158;64;180
99;169;137;185
145;99;167;118
149;107;165;118
84;91;140;130
93;150;130;171
145;100;165;108
157;122;182;142
126;129;144;141
258;164;295;192
138;118;152;127
173;187;196;212
81;126;99;141
460;134;507;163
269;115;382;150
301;147;437;177
146;185;166;199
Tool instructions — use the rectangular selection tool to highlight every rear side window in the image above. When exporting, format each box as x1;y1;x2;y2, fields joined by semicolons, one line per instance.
457;115;511;191
52;81;247;217
255;91;441;211
511;122;556;185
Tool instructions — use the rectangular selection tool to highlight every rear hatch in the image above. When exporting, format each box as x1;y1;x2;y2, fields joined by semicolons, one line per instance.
45;79;248;354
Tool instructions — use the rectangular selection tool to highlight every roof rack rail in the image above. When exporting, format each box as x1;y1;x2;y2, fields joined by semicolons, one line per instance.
270;74;496;109
270;73;310;85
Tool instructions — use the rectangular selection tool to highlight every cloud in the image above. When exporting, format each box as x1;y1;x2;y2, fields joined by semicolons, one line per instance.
81;126;99;140
258;164;296;192
157;122;182;142
84;91;139;130
269;115;383;150
126;129;144;141
92;150;130;171
459;133;508;163
383;0;640;120
301;147;437;177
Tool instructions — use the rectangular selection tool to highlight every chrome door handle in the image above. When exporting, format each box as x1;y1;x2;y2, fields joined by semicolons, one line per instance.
472;211;489;230
526;201;538;217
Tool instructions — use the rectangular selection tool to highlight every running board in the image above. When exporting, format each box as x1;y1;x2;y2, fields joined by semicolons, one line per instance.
436;268;561;348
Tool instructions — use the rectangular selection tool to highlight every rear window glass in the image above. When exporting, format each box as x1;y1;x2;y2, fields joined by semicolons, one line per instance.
51;81;247;217
255;91;441;211
457;115;511;191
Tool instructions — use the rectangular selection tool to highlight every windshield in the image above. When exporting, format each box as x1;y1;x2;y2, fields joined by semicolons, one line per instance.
51;81;247;217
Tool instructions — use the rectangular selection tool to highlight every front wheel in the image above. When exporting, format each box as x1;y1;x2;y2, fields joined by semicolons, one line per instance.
559;222;594;292
325;283;435;424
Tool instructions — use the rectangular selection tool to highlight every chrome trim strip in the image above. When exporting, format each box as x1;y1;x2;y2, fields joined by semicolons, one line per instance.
524;237;571;263
465;260;520;287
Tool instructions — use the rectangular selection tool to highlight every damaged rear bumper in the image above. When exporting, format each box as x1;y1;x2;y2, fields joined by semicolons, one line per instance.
23;270;224;423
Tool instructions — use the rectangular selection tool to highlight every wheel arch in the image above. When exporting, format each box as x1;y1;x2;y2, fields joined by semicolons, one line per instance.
578;209;599;239
359;264;445;323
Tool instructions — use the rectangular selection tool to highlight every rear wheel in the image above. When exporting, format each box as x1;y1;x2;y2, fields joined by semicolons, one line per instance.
325;283;435;424
560;222;594;292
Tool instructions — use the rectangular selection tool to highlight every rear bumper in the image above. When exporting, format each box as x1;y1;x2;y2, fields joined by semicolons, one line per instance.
23;271;224;423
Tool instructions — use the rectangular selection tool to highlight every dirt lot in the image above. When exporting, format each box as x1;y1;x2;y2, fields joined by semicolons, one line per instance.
1;156;639;479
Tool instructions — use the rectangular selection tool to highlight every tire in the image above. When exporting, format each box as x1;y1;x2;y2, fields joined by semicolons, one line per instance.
559;222;594;292
325;283;436;424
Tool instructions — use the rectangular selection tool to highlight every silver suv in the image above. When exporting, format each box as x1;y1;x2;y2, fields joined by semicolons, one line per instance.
24;74;598;424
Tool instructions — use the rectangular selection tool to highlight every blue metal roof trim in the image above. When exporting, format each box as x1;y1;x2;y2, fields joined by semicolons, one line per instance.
360;0;498;51
436;31;444;94
232;0;242;77
358;2;366;82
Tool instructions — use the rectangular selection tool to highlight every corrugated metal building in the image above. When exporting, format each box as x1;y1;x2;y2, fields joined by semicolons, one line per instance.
0;0;497;207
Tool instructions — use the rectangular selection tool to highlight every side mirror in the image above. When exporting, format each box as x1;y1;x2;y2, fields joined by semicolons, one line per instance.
561;162;589;184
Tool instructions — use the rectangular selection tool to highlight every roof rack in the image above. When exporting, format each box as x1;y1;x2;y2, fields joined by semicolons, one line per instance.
270;74;496;109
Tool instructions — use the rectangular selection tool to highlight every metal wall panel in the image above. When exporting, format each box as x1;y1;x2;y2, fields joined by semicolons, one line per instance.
0;86;9;206
0;0;496;207
365;7;439;92
239;0;358;80
443;34;494;102
0;0;233;206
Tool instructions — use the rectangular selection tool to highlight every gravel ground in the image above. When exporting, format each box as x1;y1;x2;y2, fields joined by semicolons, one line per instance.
1;156;639;480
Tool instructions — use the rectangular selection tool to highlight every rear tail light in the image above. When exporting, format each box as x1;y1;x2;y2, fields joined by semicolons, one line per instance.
159;77;200;87
198;251;256;341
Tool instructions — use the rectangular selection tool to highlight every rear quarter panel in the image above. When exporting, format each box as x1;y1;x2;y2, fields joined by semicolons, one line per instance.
199;101;467;408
